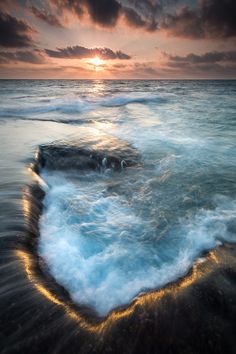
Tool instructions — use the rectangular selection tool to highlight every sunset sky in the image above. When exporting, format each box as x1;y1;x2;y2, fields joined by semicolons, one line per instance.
0;0;235;79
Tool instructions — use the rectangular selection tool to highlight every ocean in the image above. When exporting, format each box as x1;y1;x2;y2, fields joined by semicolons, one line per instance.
0;79;235;354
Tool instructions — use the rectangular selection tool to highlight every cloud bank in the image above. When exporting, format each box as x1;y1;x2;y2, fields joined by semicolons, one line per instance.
45;45;131;60
31;6;64;27
0;49;45;64
0;11;35;47
162;0;236;39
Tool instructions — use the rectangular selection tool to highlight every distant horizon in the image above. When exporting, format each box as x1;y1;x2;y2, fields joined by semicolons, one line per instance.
1;78;236;81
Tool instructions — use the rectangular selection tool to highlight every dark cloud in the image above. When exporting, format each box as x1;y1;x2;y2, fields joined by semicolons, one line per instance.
122;6;146;28
123;0;162;20
161;0;236;39
50;0;161;30
0;49;45;64
168;51;236;64
162;6;203;38
86;0;121;27
200;0;236;38
50;0;121;27
52;0;84;17
49;0;233;37
45;45;131;60
169;61;236;77
121;6;158;31
164;50;236;78
31;6;63;27
3;0;235;40
0;11;35;47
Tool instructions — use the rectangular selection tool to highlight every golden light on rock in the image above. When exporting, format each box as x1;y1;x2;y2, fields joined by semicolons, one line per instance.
15;247;219;334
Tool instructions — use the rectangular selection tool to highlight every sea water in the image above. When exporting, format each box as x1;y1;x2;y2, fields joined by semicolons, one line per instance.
0;80;235;316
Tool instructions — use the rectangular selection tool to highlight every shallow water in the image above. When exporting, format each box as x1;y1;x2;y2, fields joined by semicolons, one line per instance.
0;80;236;350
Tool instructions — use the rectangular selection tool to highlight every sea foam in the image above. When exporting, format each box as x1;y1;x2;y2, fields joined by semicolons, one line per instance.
38;171;236;316
0;93;166;119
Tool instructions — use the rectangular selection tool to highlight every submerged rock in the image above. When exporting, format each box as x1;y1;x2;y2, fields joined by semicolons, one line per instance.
33;136;141;173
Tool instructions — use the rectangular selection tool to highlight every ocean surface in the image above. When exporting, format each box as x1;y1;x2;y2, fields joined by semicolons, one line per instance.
0;80;235;353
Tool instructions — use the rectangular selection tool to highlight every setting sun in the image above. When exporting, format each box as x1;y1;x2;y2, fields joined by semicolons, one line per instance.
90;56;104;66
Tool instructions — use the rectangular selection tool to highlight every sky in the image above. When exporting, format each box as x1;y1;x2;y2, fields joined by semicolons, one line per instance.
0;0;235;79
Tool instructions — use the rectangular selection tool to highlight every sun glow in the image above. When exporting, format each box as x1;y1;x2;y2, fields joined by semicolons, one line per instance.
88;56;105;73
90;56;104;66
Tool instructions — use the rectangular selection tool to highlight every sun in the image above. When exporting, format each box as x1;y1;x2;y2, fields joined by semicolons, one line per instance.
90;56;104;66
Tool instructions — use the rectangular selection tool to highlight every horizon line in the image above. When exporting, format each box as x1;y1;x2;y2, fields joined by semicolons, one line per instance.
1;78;236;81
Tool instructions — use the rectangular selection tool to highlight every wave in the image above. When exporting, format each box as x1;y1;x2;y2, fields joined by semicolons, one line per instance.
1;116;95;125
38;172;236;316
33;140;236;316
0;94;167;119
101;95;167;107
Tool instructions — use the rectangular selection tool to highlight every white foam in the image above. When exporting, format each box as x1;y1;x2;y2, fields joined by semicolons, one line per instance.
39;172;236;316
0;93;165;119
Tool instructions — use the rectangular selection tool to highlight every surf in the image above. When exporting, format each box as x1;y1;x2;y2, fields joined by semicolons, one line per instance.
30;138;236;316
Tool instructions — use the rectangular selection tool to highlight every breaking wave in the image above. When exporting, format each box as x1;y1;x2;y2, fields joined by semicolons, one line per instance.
0;94;166;119
35;141;236;316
